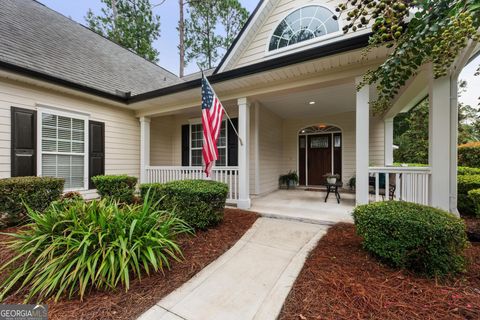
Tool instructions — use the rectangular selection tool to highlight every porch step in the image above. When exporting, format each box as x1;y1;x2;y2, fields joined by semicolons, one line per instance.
255;211;339;226
79;189;100;201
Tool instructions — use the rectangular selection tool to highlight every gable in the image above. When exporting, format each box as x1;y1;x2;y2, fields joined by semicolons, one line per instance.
218;0;369;72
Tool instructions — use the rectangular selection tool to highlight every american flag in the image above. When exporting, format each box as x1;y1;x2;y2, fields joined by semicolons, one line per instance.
201;74;225;177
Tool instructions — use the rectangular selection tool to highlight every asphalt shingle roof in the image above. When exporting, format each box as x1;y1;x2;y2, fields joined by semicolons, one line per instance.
0;0;183;97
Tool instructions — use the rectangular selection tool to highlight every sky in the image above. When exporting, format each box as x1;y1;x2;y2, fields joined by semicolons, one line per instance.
37;0;479;107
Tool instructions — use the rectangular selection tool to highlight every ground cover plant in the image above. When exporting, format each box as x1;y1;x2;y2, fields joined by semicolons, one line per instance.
141;180;228;230
0;192;191;302
279;223;480;320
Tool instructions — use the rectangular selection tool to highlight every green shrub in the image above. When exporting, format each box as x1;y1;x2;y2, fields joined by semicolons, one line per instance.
0;192;192;302
468;188;480;217
92;175;137;203
458;142;480;168
458;166;480;176
353;201;468;277
0;177;64;227
457;174;480;215
141;180;228;230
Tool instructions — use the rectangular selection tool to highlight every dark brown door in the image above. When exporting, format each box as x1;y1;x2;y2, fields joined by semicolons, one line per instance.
307;134;332;185
299;136;306;185
89;121;105;189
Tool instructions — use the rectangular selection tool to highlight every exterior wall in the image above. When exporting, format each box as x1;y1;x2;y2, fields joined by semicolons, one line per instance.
257;104;283;195
0;77;140;180
233;0;361;69
369;116;385;167
150;116;174;166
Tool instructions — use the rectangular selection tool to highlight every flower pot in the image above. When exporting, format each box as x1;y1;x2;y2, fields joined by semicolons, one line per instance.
287;180;296;189
326;177;337;184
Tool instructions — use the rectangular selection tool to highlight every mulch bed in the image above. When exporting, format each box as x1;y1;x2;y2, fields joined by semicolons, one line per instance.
463;215;480;242
0;209;258;320
279;223;480;320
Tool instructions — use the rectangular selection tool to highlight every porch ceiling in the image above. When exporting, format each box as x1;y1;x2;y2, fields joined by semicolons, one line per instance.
256;81;356;119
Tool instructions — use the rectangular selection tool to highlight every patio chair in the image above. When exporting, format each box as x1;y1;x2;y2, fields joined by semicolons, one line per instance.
369;173;396;200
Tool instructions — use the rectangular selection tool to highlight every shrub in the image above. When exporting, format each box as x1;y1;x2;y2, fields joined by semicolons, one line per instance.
141;180;228;230
468;189;480;217
0;192;192;302
92;175;137;203
458;174;480;215
0;177;64;227
458;142;480;168
353;201;468;277
458;166;480;176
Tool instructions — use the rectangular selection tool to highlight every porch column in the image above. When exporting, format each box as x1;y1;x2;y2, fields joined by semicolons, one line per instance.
355;76;370;205
238;97;251;209
384;118;394;166
428;70;459;214
139;116;151;184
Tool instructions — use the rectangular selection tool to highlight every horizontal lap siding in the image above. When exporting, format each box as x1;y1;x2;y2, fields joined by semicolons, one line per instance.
369;117;385;166
0;78;140;179
233;0;357;69
150;116;174;166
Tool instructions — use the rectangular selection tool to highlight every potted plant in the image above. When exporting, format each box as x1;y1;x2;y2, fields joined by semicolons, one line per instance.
324;173;340;184
279;171;299;189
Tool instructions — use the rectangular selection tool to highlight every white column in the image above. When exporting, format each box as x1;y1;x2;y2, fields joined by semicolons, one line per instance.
449;75;459;214
238;97;251;209
428;72;454;212
140;116;151;184
355;76;370;205
384;118;394;166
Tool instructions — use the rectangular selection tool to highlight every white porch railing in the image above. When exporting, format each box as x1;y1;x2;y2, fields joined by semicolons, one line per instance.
368;167;432;205
145;166;239;203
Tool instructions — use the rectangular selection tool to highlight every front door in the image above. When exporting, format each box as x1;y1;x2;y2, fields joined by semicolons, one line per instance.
307;134;332;185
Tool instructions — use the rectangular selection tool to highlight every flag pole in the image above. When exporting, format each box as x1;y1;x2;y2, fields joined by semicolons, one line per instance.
197;63;244;146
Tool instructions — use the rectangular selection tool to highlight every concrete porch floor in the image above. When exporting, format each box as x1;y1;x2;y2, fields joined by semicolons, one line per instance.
250;189;355;225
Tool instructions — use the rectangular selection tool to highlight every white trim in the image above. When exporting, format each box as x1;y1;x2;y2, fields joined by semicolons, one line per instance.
254;103;260;195
265;3;344;57
37;106;89;191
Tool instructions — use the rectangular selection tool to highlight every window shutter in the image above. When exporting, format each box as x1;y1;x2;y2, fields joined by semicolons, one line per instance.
88;121;105;189
11;107;36;177
227;118;238;166
181;124;190;166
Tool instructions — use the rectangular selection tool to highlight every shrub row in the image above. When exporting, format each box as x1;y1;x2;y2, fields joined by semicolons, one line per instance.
141;180;228;230
92;175;137;203
353;201;468;277
0;177;64;227
458;142;480;168
458;174;480;216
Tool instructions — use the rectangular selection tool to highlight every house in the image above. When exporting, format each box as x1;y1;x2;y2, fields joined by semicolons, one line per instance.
1;0;478;213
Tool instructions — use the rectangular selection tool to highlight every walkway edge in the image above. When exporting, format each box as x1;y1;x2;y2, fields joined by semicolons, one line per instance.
252;227;328;320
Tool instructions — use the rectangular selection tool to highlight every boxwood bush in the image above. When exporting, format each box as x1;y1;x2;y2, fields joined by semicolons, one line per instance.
141;180;228;230
458;142;480;168
0;193;192;302
468;189;480;217
458;166;480;176
92;175;137;203
353;201;468;277
458;174;480;215
0;176;64;227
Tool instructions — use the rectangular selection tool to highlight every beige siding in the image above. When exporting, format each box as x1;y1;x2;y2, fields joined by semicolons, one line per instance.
369;117;385;167
257;105;283;194
150;116;174;166
0;78;140;180
232;0;364;69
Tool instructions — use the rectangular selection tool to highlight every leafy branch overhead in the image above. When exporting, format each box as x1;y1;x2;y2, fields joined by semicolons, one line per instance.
336;0;480;114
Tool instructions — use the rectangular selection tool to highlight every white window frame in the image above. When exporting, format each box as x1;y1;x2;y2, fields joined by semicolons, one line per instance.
265;4;344;57
188;118;228;167
37;107;89;191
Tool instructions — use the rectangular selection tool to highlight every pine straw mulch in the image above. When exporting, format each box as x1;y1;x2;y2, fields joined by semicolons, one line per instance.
279;223;480;320
0;208;258;320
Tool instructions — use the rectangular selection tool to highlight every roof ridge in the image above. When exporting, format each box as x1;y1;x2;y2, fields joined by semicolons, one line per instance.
31;0;181;80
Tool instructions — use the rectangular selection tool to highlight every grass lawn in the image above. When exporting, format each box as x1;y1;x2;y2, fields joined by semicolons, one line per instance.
279;223;480;320
0;208;258;320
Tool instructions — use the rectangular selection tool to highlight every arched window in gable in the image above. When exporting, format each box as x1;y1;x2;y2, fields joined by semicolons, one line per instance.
269;5;339;51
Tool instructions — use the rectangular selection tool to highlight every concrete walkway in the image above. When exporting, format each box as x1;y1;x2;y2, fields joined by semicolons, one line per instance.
138;218;328;320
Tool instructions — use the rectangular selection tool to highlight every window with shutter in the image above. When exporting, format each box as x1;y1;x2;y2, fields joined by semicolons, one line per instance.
39;110;88;190
188;120;228;166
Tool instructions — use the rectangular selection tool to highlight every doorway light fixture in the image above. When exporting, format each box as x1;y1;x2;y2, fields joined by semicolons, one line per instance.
308;101;316;105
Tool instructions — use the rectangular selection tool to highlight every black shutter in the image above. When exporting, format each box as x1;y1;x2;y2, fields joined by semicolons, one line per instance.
181;124;190;166
228;118;238;166
11;107;36;177
88;121;105;189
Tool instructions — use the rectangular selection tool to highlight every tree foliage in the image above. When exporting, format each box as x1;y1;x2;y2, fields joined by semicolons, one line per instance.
337;0;480;113
184;0;249;69
85;0;161;62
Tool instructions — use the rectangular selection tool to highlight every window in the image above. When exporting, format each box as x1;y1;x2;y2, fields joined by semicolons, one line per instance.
190;120;227;166
269;5;339;51
40;111;87;190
